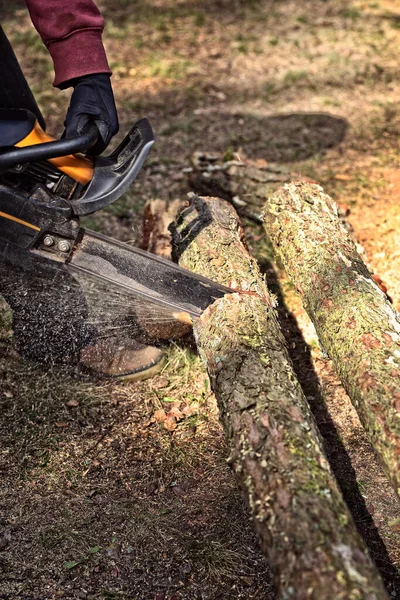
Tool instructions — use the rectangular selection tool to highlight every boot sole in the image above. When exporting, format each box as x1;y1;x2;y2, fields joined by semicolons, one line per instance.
110;353;166;382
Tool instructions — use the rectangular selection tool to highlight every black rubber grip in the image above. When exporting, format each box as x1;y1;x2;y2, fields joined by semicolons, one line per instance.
0;124;98;171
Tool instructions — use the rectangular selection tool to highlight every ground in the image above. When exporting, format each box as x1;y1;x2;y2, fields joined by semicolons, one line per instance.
1;0;400;598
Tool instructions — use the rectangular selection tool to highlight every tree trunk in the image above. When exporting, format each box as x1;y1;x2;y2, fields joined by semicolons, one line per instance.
187;152;292;222
171;193;388;600
263;181;400;499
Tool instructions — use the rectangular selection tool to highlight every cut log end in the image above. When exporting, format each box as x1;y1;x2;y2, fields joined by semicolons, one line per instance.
141;198;186;259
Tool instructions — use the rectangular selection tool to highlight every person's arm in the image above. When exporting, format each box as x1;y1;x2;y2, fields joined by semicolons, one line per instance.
24;0;111;87
25;0;118;154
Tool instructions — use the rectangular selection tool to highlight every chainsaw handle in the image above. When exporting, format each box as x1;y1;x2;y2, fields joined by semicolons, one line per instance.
0;124;98;171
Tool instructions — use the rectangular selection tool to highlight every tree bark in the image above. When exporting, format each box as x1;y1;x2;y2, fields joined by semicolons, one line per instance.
263;181;400;499
187;152;292;222
171;193;388;600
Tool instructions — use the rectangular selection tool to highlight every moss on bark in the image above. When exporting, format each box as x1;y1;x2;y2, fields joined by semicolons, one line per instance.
263;182;400;499
171;194;388;600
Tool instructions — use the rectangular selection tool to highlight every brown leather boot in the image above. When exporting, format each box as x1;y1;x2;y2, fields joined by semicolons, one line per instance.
79;338;165;381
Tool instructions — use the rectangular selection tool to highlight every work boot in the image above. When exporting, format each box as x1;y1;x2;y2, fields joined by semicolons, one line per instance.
79;338;165;381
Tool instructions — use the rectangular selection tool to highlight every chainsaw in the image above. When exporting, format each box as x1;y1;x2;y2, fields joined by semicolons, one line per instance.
0;108;231;330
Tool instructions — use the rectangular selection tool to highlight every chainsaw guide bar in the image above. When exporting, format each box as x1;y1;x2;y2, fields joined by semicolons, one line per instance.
68;230;233;320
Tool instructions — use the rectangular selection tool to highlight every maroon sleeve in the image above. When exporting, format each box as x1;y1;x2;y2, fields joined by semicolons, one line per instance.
24;0;111;87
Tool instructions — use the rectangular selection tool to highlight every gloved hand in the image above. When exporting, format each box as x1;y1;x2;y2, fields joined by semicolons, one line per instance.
64;73;119;156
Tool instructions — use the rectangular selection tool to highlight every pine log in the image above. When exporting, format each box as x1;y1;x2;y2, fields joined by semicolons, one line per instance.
263;181;400;498
171;193;388;600
135;198;191;341
141;198;186;259
187;152;292;222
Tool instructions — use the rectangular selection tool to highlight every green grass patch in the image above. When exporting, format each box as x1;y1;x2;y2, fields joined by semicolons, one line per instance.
340;7;362;19
194;12;206;27
283;70;309;85
188;540;242;578
144;56;193;79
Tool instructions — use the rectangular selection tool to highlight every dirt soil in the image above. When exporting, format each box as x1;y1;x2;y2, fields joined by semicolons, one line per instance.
1;0;400;598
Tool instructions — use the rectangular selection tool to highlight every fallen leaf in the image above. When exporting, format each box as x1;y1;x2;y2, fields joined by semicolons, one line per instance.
172;485;186;498
169;407;183;420
154;409;167;423
163;396;176;403
254;158;268;167
63;560;80;570
164;416;177;432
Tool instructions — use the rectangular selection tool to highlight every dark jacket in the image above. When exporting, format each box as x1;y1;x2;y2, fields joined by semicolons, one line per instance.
25;0;111;87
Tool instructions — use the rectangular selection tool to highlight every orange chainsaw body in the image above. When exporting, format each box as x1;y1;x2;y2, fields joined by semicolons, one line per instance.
16;120;94;185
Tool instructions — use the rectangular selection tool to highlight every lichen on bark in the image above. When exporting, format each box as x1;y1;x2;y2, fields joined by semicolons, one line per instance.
171;194;388;600
263;181;400;499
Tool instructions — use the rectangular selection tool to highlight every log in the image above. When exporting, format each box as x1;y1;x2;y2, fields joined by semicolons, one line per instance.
136;198;191;341
262;182;400;498
141;198;186;259
187;152;292;222
171;194;388;600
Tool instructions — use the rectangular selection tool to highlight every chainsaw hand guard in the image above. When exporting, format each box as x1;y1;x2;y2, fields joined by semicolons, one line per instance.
0;111;154;216
70;118;154;216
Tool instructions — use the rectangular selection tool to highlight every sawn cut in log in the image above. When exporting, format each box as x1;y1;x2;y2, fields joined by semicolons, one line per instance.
263;182;400;499
171;194;387;600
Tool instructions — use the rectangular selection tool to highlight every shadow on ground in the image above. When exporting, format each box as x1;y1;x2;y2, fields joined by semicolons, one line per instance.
127;86;349;164
166;111;349;163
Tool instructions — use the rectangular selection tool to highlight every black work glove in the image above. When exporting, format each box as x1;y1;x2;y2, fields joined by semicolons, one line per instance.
64;73;119;156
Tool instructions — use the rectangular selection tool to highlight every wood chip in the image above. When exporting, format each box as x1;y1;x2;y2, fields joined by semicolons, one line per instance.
66;400;79;408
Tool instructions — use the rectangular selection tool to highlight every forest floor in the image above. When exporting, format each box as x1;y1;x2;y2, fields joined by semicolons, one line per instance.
1;0;400;598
